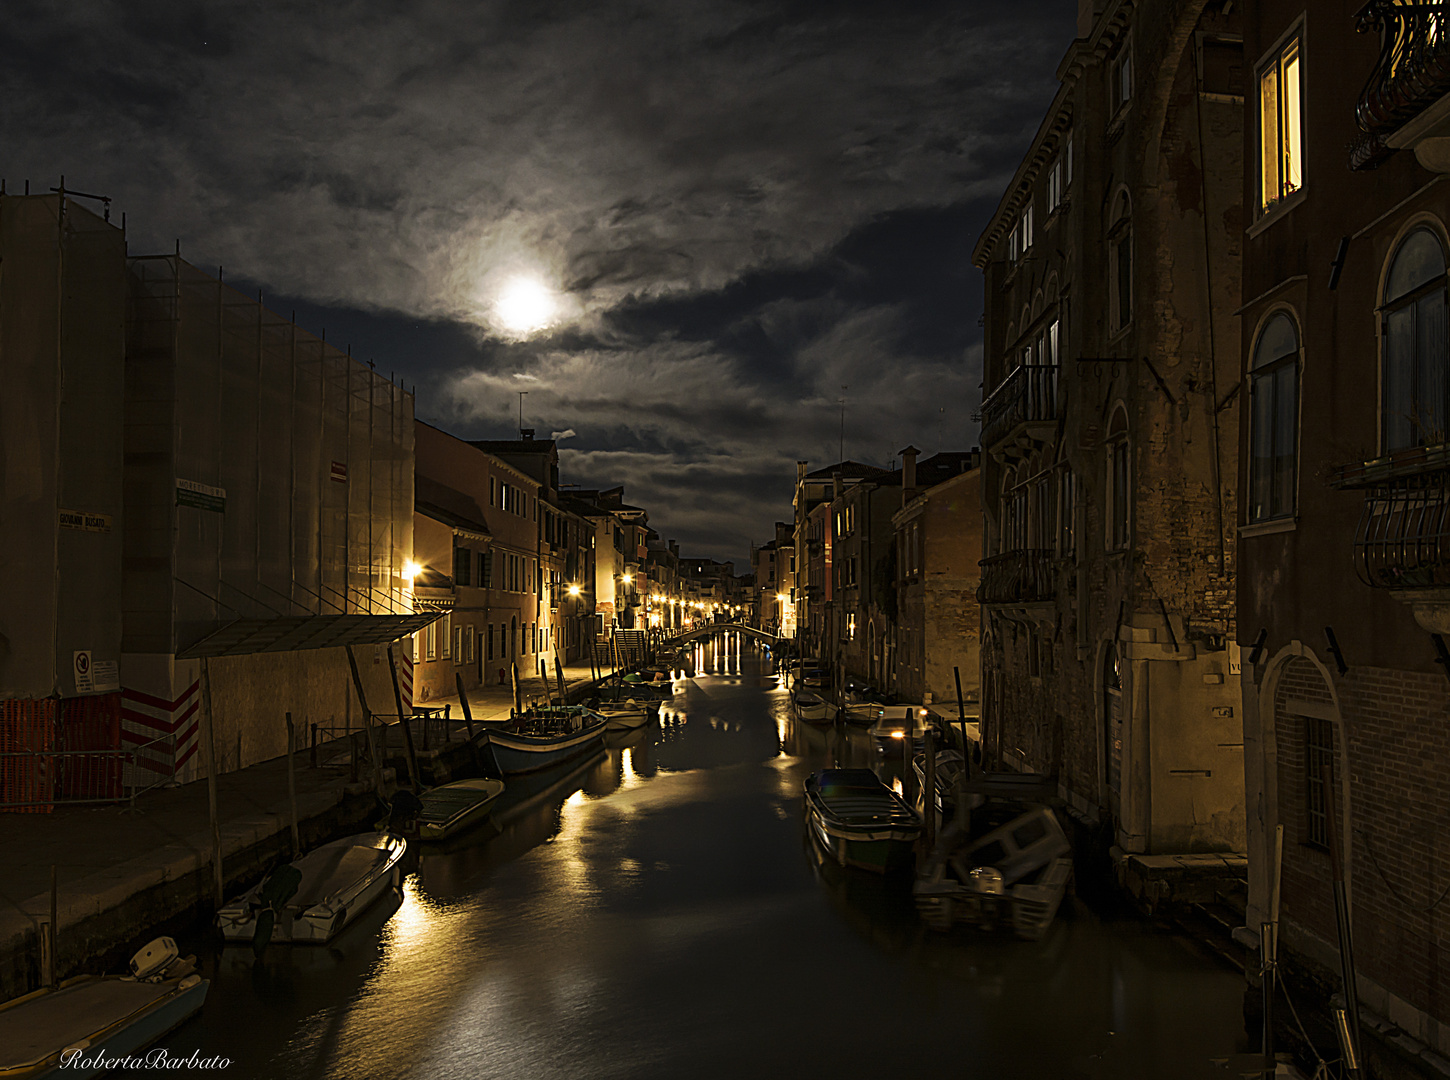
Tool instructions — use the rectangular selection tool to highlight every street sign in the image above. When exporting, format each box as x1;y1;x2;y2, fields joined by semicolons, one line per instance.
74;651;93;693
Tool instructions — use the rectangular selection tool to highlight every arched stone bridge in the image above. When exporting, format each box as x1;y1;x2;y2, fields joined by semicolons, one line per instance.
666;622;779;646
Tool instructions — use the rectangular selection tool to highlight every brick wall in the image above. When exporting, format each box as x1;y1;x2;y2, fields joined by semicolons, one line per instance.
1276;655;1450;1025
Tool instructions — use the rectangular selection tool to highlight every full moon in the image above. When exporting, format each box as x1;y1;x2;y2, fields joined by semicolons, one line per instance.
494;276;557;336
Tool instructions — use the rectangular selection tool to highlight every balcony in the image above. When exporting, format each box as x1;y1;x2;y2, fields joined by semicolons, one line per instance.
1331;443;1450;631
977;549;1058;606
980;365;1059;464
1353;1;1450;171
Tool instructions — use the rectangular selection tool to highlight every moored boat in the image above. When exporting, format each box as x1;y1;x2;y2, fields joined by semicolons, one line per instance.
792;689;833;723
418;777;506;840
868;705;933;744
841;701;888;727
217;831;407;949
913;783;1073;940
487;706;607;775
0;938;209;1079
594;699;651;729
804;768;921;874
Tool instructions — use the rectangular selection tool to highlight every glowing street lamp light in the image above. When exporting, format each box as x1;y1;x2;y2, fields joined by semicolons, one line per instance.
568;584;581;597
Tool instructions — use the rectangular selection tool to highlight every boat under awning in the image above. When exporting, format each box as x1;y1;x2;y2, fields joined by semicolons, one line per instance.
176;611;444;659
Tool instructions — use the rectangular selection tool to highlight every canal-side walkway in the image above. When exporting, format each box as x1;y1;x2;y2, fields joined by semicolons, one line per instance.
0;662;601;1001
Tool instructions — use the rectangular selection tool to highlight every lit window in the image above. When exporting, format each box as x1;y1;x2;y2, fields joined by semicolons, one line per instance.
1248;313;1300;522
1382;229;1449;452
1258;34;1302;212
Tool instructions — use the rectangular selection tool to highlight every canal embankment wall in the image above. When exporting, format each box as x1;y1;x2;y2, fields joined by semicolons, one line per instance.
0;661;617;1003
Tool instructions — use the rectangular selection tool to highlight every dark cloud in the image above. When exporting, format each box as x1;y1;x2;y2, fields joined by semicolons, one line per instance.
3;0;1075;561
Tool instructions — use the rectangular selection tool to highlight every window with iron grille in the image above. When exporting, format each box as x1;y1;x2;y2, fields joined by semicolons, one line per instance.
1305;715;1334;849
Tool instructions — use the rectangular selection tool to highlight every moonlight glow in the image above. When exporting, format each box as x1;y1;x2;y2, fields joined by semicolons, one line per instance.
494;276;557;336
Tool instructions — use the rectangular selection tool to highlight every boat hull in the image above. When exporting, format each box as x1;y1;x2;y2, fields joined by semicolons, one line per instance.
418;778;506;841
803;770;921;875
217;832;406;945
488;722;606;774
0;973;209;1079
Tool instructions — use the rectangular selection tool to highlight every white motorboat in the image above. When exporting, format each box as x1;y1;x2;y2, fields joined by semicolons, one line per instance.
868;705;933;744
217;831;407;949
0;937;209;1079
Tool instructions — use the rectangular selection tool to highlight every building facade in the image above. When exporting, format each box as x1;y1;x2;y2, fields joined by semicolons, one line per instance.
1237;2;1450;1068
892;450;984;708
973;0;1246;857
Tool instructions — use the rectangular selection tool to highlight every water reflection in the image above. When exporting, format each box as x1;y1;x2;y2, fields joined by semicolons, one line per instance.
162;644;1247;1079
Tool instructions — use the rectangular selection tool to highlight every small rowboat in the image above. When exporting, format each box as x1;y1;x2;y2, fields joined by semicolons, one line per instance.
0;938;208;1079
218;832;407;950
488;707;607;775
804;769;921;874
594;700;651;730
792;689;833;723
841;702;888;727
418;778;506;840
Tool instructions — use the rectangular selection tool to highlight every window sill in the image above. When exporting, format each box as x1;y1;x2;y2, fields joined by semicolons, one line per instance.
1247;188;1306;239
1239;517;1297;538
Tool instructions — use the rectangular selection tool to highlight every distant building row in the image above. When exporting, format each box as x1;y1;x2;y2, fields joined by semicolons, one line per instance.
0;192;743;799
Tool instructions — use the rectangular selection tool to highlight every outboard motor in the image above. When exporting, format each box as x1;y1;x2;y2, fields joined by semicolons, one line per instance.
252;863;303;958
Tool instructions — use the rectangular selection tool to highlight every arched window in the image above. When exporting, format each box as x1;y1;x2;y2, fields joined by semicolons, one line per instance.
1108;191;1133;333
1249;312;1300;522
1383;228;1449;451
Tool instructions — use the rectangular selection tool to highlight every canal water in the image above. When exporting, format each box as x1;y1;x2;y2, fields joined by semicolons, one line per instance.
165;637;1249;1078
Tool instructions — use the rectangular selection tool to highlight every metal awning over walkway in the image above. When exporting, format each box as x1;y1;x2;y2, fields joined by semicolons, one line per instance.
176;611;444;659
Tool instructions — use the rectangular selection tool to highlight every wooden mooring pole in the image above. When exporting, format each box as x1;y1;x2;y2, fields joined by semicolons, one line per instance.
284;712;300;856
344;645;386;799
386;645;422;791
199;658;224;907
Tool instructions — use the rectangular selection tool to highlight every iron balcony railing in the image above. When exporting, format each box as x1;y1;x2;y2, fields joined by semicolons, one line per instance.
1349;472;1450;590
977;549;1058;605
980;365;1059;449
1354;1;1450;167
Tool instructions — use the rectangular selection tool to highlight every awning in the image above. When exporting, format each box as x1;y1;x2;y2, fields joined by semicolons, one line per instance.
176;611;445;659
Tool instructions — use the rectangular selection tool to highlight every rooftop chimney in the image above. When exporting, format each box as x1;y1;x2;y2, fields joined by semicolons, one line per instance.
521;428;535;440
900;445;920;506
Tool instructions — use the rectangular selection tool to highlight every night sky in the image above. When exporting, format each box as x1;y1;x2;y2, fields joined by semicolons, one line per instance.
3;0;1076;563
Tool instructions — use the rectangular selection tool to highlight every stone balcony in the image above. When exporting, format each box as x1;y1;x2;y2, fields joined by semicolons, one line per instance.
980;364;1058;466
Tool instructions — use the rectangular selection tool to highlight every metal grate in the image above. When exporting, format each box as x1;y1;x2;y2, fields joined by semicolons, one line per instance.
980;365;1059;449
1351;471;1450;589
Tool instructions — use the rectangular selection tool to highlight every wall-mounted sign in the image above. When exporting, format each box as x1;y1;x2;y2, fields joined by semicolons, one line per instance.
59;509;112;532
331;461;348;483
176;478;226;513
74;651;92;693
91;659;120;692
